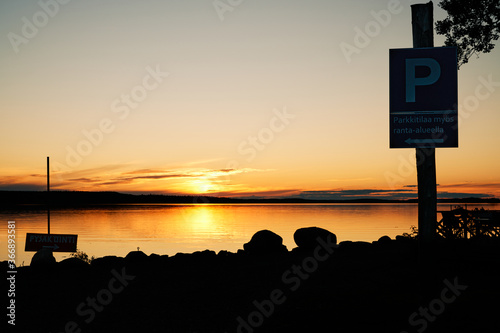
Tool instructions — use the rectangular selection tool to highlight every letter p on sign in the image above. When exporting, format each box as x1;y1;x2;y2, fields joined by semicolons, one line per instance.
405;58;441;102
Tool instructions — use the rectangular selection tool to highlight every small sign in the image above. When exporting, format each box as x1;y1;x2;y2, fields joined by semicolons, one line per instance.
25;233;78;252
390;47;458;148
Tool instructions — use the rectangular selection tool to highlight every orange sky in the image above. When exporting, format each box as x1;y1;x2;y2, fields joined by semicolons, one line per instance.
1;1;499;200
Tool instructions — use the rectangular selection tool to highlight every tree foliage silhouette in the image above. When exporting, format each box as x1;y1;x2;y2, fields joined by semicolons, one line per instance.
436;0;500;67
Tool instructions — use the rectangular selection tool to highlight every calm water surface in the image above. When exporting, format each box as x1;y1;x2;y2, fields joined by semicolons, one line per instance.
1;203;498;264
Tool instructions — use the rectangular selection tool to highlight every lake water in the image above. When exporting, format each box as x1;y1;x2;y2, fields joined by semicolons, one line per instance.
2;203;499;265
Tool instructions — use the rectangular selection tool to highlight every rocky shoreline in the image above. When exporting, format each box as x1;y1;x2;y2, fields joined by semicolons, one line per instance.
4;227;500;333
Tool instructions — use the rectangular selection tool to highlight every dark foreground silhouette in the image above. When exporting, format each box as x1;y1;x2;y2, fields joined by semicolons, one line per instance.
5;227;500;333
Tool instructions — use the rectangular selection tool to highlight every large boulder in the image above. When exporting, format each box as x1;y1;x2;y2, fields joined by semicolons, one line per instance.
59;257;90;269
377;235;392;244
294;227;337;250
338;241;373;253
191;249;216;259
373;235;393;247
243;230;287;255
30;248;56;268
91;255;125;270
125;250;148;263
172;250;217;265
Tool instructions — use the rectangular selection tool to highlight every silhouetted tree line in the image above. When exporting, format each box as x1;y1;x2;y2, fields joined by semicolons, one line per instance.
0;191;498;208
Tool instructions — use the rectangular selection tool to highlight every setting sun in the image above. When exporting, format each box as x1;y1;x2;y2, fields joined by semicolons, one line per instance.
189;179;217;194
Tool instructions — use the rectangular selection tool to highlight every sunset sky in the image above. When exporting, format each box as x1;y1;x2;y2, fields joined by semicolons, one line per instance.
1;0;499;200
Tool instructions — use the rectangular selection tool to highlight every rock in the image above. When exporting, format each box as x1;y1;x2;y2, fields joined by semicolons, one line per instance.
124;251;150;270
192;249;216;259
339;241;373;253
374;235;392;246
91;256;125;269
294;227;337;250
59;257;89;269
395;235;414;243
173;252;190;260
1;261;12;271
378;235;392;243
153;253;170;265
217;250;238;260
30;248;56;268
125;250;148;262
243;230;287;255
217;250;230;257
339;240;353;248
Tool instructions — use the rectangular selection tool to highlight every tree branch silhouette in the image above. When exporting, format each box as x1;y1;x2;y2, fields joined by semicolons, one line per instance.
436;0;500;67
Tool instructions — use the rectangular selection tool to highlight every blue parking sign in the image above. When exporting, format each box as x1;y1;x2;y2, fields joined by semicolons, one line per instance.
390;47;458;148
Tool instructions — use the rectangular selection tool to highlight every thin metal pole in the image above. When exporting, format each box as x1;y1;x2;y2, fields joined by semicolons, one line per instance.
47;156;50;235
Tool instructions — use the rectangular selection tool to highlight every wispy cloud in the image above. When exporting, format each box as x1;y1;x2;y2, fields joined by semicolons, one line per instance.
0;183;46;191
57;164;125;178
29;174;45;178
68;177;98;183
295;189;417;200
205;188;301;199
438;182;500;189
291;187;495;201
66;169;200;187
123;169;169;175
326;177;373;182
0;165;271;192
0;175;45;191
437;191;490;199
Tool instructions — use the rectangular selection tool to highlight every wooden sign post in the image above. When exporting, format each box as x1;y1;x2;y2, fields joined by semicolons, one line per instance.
411;2;437;246
391;2;458;254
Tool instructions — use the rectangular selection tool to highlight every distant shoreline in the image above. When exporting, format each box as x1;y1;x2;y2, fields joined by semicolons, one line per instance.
1;190;499;208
